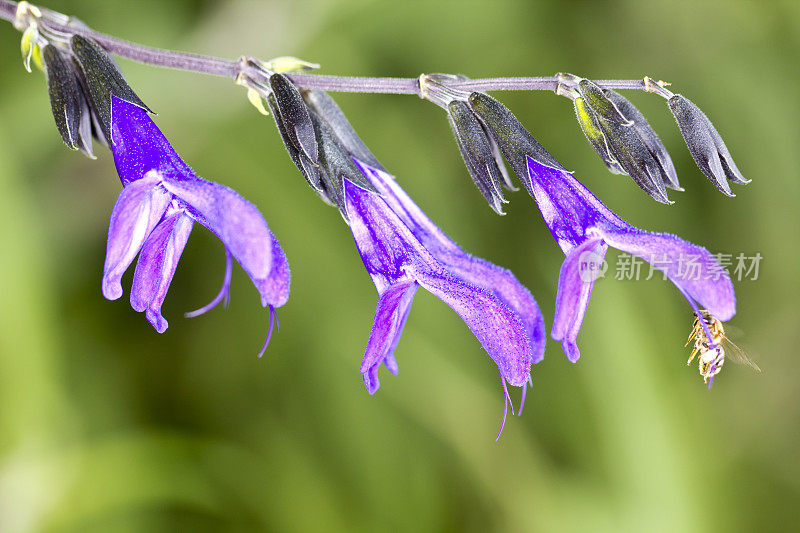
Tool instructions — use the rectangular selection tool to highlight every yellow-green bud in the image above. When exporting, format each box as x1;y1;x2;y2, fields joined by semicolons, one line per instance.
247;88;270;115
263;56;320;74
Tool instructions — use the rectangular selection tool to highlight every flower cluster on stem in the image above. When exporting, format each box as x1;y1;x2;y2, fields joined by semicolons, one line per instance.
2;0;755;436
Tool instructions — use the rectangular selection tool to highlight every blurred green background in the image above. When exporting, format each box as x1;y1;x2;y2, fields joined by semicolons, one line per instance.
1;0;798;531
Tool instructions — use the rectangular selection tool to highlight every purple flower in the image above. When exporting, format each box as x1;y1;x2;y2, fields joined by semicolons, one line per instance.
524;157;735;362
345;160;545;436
102;96;290;345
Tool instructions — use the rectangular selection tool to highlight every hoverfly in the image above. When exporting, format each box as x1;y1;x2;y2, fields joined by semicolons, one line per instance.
685;309;761;384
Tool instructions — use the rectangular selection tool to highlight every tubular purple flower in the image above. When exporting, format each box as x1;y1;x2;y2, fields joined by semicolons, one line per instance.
102;95;290;337
525;156;735;362
345;160;545;437
265;82;543;434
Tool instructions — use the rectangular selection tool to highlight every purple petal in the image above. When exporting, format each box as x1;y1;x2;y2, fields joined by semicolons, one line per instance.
355;161;461;256
362;365;380;395
598;228;736;321
345;179;434;292
384;353;399;375
551;238;608;362
416;267;533;387
110;97;193;187
161;178;290;308
438;254;546;364
359;280;419;394
525;156;627;252
129;210;194;333
260;238;290;307
102;172;172;301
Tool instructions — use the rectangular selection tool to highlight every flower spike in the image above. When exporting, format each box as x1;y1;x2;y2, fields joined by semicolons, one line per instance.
4;1;756;418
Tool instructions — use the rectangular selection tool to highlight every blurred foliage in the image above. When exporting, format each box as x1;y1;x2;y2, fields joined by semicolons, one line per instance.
1;0;799;531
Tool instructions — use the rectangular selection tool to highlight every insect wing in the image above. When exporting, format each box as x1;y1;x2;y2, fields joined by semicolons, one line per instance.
720;337;761;373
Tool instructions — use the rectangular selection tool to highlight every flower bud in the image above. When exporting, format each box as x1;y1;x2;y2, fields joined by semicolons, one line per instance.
262;56;320;73
70;35;151;144
268;73;318;163
575;79;672;204
267;93;323;193
42;44;92;154
577;79;632;126
447;100;507;214
668;94;749;196
268;88;379;217
311;111;377;217
20;25;43;73
303;89;383;171
605;89;680;191
467;92;565;194
573;96;625;175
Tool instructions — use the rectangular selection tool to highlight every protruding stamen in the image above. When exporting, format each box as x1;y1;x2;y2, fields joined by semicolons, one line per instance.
495;377;516;442
185;248;233;318
496;379;509;443
257;305;277;358
518;378;530;416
